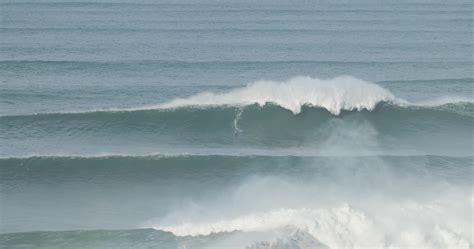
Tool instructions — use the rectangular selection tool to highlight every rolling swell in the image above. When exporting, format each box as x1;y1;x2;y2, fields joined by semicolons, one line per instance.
1;154;471;184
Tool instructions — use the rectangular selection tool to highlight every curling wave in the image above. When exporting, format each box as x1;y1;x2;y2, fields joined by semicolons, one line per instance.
154;76;396;115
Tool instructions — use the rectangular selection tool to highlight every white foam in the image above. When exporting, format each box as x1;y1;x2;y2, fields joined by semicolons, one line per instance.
156;76;396;115
153;205;381;247
152;204;472;249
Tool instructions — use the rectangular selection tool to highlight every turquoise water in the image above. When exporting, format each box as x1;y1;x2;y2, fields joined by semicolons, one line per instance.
0;0;473;248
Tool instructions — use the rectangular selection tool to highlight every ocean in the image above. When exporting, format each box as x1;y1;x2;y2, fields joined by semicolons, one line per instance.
0;0;473;248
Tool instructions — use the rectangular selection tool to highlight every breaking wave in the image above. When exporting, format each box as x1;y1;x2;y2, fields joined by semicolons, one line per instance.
156;76;396;115
151;204;471;249
2;79;472;157
2;76;472;118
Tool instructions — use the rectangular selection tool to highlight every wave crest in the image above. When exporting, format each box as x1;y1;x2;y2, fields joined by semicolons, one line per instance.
157;76;395;115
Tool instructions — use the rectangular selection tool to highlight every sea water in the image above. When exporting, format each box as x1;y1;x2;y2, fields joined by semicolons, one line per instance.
0;0;473;248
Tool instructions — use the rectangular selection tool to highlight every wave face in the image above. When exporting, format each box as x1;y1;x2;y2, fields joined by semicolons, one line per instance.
2;101;473;158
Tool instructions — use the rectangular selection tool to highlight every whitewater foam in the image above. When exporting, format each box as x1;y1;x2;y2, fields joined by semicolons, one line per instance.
152;204;471;249
153;205;381;246
156;76;396;115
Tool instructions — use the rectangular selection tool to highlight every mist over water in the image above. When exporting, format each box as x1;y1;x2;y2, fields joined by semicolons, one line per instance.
1;0;473;248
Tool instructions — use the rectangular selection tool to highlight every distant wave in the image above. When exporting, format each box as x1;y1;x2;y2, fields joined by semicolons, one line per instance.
411;95;473;107
2;153;471;161
0;150;471;162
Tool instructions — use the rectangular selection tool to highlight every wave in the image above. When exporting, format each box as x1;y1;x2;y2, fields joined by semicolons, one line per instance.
2;101;473;158
1;102;472;154
1;220;471;249
1;98;472;119
155;76;395;115
1;155;471;187
2;76;472;118
150;204;472;249
2;207;470;249
2;148;472;160
411;95;473;106
151;75;473;115
1;76;472;158
0;228;325;249
0;229;212;249
5;61;471;80
1;153;472;161
151;205;471;248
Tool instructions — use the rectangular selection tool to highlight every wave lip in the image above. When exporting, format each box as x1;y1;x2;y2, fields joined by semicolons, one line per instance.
156;76;396;115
